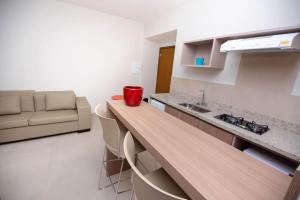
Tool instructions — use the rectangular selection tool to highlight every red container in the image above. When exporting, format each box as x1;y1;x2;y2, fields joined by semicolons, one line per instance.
123;86;143;106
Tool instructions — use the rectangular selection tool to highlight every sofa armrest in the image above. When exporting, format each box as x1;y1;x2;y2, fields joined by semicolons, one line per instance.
76;97;91;131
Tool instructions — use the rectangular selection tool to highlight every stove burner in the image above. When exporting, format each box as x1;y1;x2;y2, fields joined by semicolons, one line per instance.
225;115;244;125
214;114;269;135
246;121;269;135
217;114;243;125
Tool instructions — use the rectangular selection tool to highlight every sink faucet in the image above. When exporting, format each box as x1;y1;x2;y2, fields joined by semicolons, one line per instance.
197;90;206;106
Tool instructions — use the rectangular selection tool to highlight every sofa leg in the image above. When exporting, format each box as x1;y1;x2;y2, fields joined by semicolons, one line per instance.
78;129;90;133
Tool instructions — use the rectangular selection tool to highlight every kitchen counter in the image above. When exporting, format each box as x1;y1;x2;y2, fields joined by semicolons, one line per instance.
107;100;292;200
151;93;300;163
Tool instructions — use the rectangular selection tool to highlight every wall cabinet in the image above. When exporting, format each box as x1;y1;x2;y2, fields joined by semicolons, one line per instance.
181;25;300;70
181;38;226;69
165;105;234;145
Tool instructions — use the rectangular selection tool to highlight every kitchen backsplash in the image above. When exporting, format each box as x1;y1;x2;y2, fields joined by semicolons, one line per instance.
169;53;300;135
169;89;300;135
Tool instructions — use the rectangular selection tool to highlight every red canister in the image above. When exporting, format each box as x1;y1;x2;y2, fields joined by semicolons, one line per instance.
123;86;143;106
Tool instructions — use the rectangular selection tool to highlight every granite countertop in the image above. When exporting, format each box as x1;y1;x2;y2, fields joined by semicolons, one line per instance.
150;93;300;163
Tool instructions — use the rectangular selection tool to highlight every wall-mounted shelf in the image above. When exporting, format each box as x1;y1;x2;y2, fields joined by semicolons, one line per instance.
181;38;226;69
183;64;222;69
181;25;300;70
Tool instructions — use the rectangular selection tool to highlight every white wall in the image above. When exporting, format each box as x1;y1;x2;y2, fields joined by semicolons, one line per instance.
292;58;300;96
144;0;300;86
1;0;300;110
0;0;145;109
141;30;178;96
141;39;160;97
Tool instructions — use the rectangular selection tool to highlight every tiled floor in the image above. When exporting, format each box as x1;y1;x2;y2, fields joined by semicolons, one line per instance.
0;115;131;200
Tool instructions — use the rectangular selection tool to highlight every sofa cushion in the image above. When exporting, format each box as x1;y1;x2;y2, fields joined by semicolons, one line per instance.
29;110;78;126
34;93;46;111
0;96;21;115
0;112;33;129
46;93;76;111
0;91;35;112
34;91;76;111
21;94;35;112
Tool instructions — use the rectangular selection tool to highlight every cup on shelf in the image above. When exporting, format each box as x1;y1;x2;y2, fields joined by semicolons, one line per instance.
195;57;204;65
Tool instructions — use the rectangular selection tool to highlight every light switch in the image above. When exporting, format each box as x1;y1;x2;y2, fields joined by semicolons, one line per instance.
131;62;142;74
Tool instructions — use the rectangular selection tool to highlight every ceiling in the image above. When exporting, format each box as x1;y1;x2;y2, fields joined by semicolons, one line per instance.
62;0;191;22
147;30;177;43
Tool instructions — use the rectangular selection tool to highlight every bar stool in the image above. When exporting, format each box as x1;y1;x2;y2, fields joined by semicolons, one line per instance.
95;104;144;199
123;131;188;200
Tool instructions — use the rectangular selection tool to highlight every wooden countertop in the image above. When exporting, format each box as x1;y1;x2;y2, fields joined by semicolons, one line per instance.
107;100;292;200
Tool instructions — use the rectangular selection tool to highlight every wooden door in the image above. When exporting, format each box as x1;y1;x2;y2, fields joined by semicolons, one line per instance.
155;46;175;93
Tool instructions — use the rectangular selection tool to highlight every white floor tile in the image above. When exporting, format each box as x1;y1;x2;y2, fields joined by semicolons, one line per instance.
0;115;131;200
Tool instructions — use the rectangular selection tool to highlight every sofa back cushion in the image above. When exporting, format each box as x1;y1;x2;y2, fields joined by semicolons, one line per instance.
46;92;76;111
0;90;35;112
34;92;46;111
34;91;76;111
0;95;21;115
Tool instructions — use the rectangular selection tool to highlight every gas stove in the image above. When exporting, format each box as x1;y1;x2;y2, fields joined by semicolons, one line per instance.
214;114;269;135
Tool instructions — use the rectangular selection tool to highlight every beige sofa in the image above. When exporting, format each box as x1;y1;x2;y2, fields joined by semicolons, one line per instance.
0;90;91;143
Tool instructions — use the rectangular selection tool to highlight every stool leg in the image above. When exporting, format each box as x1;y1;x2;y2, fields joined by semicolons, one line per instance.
130;188;135;200
98;147;107;190
115;158;124;200
98;148;119;193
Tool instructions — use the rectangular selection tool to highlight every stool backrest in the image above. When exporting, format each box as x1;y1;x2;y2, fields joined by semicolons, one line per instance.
95;104;120;156
123;132;186;200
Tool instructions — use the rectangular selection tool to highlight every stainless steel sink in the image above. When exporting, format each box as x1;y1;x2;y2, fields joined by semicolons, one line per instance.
178;103;210;113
